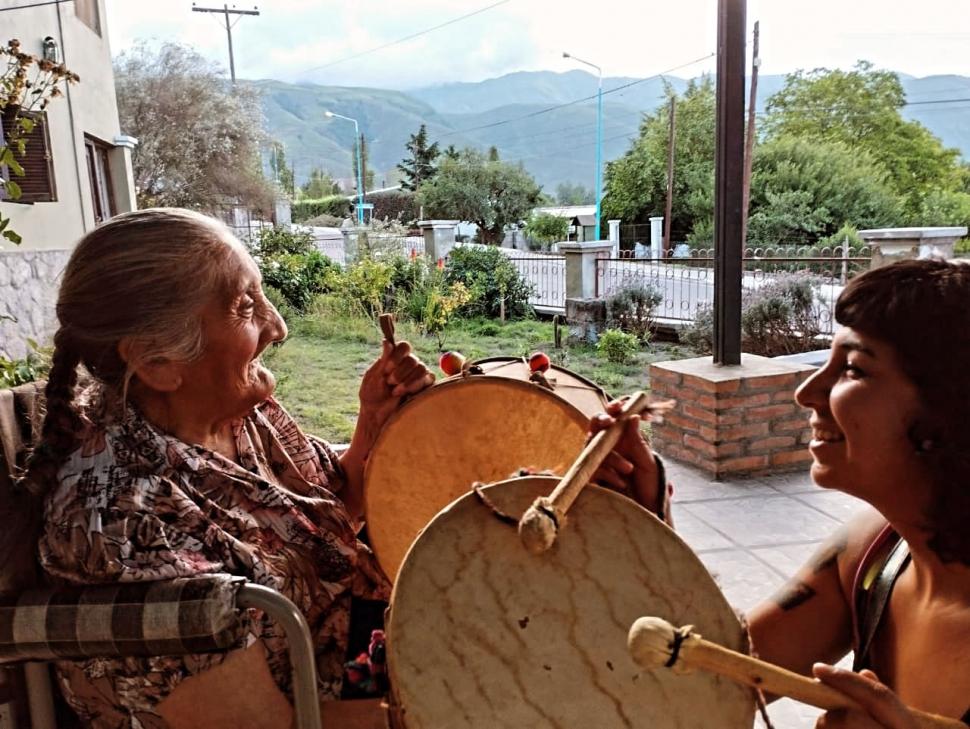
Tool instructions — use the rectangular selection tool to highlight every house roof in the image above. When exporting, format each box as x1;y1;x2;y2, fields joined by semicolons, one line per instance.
574;214;597;226
535;205;596;219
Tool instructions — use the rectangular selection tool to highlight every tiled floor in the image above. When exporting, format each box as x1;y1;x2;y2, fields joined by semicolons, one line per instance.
664;459;867;728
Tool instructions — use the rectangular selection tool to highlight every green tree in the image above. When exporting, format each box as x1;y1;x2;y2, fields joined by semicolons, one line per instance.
601;78;716;241
269;142;295;197
745;137;899;247
301;168;340;198
397;123;439;191
418;148;542;245
524;212;569;248
115;42;275;212
764;61;965;216
555;182;594;205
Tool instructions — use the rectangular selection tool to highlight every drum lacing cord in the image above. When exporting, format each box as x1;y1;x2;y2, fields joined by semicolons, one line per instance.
738;611;777;729
472;482;519;527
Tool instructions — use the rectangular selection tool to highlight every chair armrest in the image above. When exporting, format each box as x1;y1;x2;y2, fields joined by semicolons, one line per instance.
0;575;246;663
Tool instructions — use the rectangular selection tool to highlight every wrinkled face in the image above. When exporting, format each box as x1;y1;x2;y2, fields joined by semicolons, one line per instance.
795;327;928;512
180;242;287;422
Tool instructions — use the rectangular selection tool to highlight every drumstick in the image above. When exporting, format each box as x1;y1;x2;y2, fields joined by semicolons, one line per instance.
518;391;660;554
627;617;966;729
379;313;396;346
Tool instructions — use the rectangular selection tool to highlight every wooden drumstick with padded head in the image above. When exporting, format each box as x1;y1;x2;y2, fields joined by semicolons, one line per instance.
627;617;966;729
518;391;673;554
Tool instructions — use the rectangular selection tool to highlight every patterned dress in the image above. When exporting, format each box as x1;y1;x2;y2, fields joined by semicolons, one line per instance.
38;392;390;729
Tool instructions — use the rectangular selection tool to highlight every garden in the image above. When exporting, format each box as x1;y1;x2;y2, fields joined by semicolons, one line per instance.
254;226;694;442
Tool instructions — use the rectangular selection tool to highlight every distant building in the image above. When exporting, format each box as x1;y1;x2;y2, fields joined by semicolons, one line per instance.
534;204;597;242
0;0;137;357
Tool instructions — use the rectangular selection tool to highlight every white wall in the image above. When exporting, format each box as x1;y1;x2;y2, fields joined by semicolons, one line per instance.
0;0;135;253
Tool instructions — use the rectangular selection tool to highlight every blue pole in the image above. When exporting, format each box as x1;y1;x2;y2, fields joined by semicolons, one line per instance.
594;73;603;240
354;123;364;226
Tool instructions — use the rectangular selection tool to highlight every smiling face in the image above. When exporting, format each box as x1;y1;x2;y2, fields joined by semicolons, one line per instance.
795;327;929;514
175;241;288;424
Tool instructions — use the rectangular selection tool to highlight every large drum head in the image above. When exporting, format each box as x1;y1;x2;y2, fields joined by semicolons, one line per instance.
365;367;605;581
387;476;754;729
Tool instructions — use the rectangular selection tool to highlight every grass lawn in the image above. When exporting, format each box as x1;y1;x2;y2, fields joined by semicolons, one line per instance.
264;313;696;443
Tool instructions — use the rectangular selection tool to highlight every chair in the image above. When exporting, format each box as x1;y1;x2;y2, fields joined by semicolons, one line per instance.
0;383;322;729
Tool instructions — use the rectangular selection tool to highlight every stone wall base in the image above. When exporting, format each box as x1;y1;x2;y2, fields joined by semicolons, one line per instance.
0;249;70;359
565;297;606;345
650;354;817;479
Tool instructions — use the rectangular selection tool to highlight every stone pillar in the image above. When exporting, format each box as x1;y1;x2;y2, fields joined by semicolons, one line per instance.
608;219;621;258
859;226;968;268
649;216;664;259
559;240;613;300
418;220;459;261
274;198;292;227
649;354;817;479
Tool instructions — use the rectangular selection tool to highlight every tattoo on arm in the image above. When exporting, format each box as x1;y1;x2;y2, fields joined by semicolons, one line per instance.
772;528;849;611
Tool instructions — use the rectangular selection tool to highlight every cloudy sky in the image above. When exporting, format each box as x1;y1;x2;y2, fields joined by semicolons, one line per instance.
102;0;970;89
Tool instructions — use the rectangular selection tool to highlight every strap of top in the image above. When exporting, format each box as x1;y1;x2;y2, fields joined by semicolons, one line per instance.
852;534;911;672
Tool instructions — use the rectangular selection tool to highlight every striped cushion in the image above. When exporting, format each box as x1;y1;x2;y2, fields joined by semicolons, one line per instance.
0;575;246;662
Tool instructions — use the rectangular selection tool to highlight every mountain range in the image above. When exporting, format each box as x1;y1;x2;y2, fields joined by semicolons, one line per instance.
256;69;970;194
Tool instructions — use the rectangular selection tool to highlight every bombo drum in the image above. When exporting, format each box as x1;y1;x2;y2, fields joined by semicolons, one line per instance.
363;357;609;581
385;475;755;729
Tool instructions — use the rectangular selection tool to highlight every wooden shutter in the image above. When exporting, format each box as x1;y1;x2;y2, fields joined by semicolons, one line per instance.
1;108;57;204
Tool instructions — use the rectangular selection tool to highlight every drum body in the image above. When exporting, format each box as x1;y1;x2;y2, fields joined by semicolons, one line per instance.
386;476;754;729
364;357;609;581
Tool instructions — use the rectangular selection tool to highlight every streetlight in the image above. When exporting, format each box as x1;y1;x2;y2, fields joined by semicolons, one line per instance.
563;51;603;240
324;110;365;226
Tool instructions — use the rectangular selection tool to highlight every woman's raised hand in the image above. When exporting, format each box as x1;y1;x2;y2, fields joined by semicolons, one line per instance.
587;399;666;516
358;340;435;435
813;665;919;729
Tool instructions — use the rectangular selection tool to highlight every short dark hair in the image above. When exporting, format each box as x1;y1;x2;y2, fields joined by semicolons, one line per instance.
836;258;970;563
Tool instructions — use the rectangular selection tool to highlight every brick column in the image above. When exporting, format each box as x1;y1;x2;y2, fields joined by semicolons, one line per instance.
649;354;817;479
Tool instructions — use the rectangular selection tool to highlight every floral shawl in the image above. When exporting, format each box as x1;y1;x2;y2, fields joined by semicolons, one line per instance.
38;393;389;729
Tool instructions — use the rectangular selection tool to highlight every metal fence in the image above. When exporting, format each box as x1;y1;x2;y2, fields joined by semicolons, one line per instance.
507;255;566;311
595;245;871;334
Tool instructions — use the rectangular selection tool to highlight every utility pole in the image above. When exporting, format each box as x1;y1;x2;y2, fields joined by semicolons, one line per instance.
663;95;677;256
191;3;260;84
741;20;760;247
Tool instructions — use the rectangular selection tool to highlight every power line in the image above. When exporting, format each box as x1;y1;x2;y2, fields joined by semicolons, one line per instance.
302;0;512;75
436;52;715;140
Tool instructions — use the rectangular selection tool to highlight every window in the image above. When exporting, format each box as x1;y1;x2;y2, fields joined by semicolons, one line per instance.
0;108;57;204
84;137;115;223
75;0;102;36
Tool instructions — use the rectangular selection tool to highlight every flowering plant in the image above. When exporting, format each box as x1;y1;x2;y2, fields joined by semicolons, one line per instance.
1;38;80;245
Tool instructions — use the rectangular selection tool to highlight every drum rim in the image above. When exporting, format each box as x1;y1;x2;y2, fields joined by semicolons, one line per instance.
470;355;610;398
386;475;751;729
362;376;596;575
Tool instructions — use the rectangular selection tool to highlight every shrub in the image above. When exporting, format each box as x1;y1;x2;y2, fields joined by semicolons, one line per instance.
445;245;534;319
262;285;297;323
390;257;471;346
292;195;352;223
250;225;315;256
365;190;420;225
596;328;640;364
328;257;396;319
524;213;569;250
680;305;714;355
0;342;50;388
680;274;822;357
303;213;345;228
605;283;663;343
741;273;821;356
260;249;341;313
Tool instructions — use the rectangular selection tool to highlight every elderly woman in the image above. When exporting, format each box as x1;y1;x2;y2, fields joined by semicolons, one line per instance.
26;208;434;728
602;258;970;727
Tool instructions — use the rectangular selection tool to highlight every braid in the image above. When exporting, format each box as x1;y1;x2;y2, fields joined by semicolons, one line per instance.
23;329;82;499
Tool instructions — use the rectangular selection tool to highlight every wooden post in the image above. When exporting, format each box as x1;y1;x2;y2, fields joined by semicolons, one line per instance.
713;0;746;366
663;96;676;256
741;20;760;248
